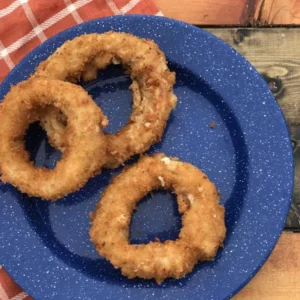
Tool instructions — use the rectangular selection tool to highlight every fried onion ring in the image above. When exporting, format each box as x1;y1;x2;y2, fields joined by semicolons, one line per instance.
90;154;226;283
0;79;107;200
34;31;177;168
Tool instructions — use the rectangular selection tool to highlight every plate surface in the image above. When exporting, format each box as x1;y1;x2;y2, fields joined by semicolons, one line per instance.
0;15;293;300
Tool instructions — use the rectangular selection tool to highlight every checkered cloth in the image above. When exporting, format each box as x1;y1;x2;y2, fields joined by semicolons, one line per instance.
0;1;161;299
0;0;162;84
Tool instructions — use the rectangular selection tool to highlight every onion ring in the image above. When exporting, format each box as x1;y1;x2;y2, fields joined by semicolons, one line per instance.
0;79;107;200
90;154;226;283
34;31;177;168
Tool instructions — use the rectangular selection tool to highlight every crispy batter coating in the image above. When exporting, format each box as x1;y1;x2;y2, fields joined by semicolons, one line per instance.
33;31;177;168
0;79;107;200
90;154;226;283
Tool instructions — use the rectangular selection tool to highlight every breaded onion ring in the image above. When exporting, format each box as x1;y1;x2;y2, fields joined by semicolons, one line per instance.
90;154;226;283
0;79;107;200
34;31;177;168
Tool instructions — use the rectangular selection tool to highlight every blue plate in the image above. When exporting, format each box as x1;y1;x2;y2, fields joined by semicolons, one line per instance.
0;15;293;300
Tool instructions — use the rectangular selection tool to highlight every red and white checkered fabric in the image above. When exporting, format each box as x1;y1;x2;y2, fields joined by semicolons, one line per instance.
0;0;162;83
0;1;161;298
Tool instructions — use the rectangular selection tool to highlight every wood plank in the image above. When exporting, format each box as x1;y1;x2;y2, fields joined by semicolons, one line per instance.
156;0;300;25
206;28;300;229
233;232;300;299
154;0;252;25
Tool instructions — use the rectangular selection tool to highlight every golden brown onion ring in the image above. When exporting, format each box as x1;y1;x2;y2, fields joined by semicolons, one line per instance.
0;79;107;200
90;154;226;283
34;31;177;168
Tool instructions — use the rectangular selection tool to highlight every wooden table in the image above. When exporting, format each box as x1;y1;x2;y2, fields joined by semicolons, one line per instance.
155;1;300;299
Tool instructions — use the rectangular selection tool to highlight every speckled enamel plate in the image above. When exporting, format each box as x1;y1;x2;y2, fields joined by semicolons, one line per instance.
0;16;294;300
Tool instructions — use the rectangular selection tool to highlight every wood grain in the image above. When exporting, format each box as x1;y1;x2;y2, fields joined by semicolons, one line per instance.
233;232;300;299
255;0;300;25
206;28;300;229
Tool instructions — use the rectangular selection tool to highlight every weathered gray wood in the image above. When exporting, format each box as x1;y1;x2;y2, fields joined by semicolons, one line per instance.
206;28;300;230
